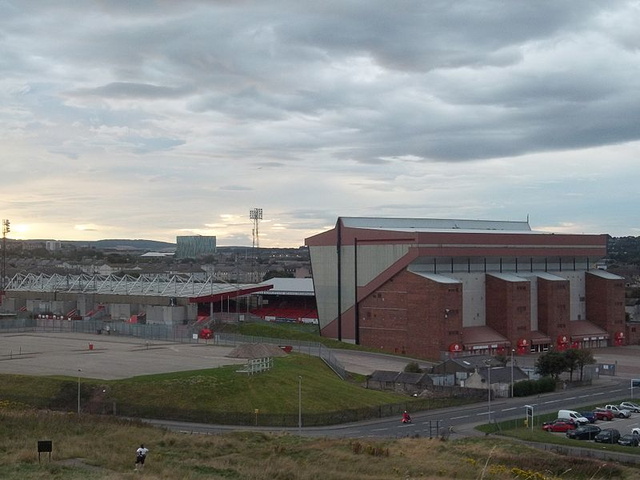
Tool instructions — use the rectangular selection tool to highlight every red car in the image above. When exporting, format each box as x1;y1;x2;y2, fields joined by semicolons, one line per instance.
543;419;577;432
593;409;614;421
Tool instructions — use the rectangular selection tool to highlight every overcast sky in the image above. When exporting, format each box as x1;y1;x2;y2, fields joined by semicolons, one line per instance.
2;1;639;247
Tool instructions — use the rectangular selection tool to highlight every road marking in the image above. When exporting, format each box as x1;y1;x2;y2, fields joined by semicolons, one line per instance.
450;415;469;420
476;411;492;417
372;427;389;432
502;407;517;412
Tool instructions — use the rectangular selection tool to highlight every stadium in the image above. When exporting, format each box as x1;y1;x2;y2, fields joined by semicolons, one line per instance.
305;217;626;359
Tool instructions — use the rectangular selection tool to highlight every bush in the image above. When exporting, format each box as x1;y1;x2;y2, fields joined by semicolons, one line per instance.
403;362;422;373
513;377;556;397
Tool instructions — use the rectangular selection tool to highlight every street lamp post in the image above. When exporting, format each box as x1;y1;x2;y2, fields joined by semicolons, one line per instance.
77;369;82;414
298;376;302;435
484;360;491;424
510;348;515;398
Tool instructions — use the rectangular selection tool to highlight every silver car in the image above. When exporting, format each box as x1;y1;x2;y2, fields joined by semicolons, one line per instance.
620;402;640;413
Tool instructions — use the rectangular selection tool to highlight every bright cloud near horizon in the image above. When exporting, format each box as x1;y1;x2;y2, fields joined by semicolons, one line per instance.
2;1;640;247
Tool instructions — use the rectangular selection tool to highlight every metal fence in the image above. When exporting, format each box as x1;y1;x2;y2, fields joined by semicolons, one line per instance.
0;387;433;427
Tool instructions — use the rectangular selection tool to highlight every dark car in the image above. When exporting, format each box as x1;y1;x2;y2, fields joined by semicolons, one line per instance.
580;412;596;423
618;434;640;447
594;428;621;444
543;419;576;432
566;425;601;440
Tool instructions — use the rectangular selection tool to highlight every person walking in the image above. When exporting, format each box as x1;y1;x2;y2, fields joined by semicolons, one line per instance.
135;444;149;471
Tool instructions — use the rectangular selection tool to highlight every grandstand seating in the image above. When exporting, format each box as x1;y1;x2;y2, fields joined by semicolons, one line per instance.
250;305;317;323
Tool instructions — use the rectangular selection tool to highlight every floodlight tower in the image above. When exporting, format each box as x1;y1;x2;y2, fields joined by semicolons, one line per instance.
250;208;263;250
1;219;9;298
249;208;263;282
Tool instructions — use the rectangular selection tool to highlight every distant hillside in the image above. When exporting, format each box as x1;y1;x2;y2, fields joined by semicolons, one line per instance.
608;236;640;265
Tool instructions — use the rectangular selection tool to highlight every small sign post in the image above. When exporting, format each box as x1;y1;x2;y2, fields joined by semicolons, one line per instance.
631;379;640;399
524;405;534;431
38;440;52;463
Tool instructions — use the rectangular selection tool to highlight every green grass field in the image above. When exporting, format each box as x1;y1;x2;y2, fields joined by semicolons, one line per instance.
219;321;421;356
1;352;466;426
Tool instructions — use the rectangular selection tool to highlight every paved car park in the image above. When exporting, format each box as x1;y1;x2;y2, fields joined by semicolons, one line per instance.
546;413;640;446
0;332;246;380
1;331;640;385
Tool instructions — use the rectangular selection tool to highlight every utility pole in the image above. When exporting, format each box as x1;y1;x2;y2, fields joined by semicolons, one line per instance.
77;369;82;414
510;348;515;398
298;376;302;435
249;208;262;282
484;359;492;424
1;219;9;301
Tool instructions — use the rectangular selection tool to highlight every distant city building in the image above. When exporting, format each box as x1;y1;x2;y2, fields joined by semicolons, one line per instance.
140;252;174;258
45;241;62;252
175;235;216;259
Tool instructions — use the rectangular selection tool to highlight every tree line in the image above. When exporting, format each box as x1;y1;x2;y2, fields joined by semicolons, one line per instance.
535;349;596;382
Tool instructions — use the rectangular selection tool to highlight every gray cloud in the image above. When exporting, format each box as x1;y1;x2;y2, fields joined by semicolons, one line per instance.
0;1;639;244
72;82;193;99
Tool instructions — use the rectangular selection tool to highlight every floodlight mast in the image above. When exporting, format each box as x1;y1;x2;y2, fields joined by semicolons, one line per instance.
249;208;263;250
1;219;9;298
249;208;263;282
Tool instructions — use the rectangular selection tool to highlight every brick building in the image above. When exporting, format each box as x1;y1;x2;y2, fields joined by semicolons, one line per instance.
305;217;625;360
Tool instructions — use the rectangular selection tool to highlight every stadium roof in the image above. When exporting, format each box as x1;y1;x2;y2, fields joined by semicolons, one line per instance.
258;277;314;296
339;217;532;232
5;273;271;302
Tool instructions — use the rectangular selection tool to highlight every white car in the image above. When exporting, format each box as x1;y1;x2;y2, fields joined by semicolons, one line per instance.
620;402;640;413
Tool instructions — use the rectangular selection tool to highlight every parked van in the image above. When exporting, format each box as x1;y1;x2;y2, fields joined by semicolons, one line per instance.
558;410;589;425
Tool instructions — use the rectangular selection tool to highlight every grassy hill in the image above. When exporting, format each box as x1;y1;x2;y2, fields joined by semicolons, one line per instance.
218;321;413;356
0;408;633;480
0;353;462;426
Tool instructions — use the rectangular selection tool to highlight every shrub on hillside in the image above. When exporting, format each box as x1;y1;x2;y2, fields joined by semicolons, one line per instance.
513;377;555;397
404;362;422;373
